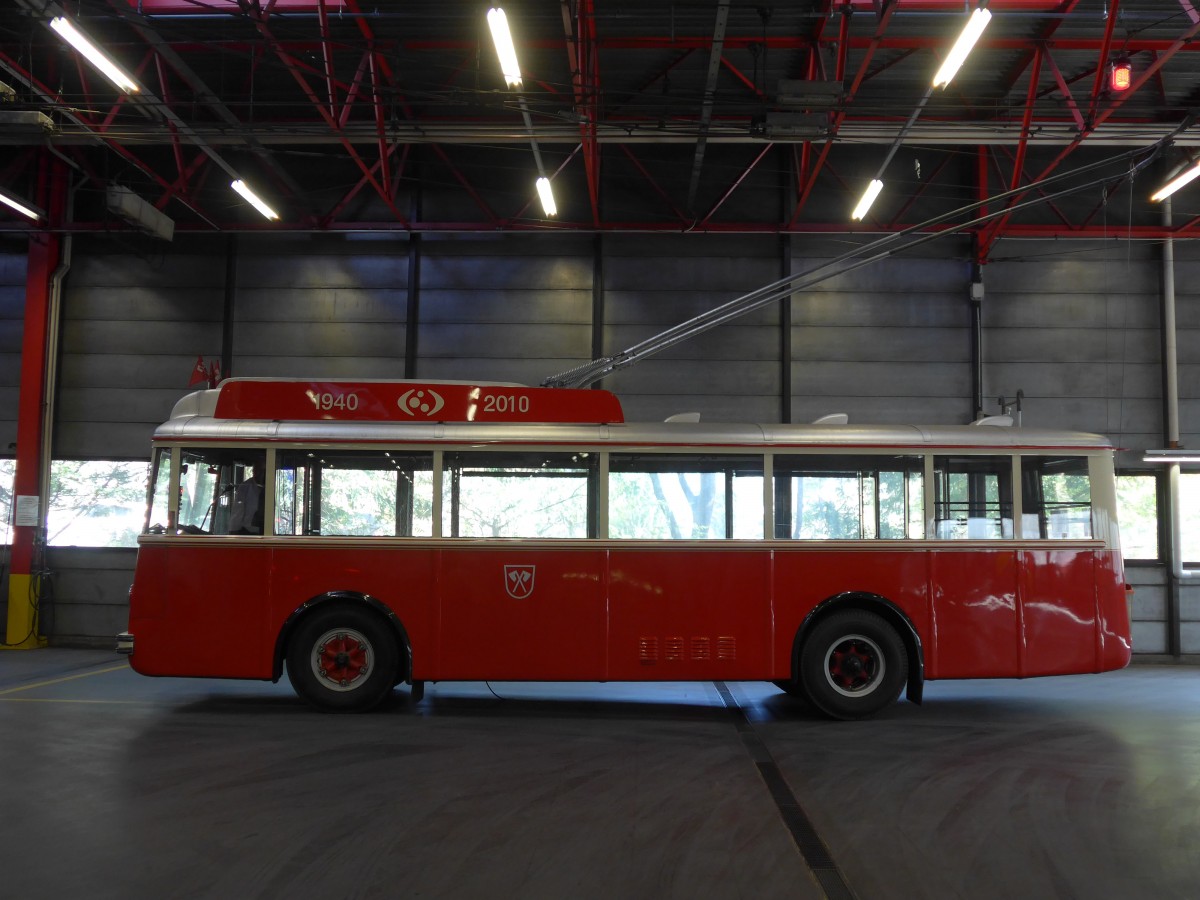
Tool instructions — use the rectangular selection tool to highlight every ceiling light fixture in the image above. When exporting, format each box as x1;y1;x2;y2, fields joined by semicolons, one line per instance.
487;8;522;87
49;16;139;93
536;177;556;216
1143;449;1200;464
931;6;993;89
231;179;280;220
851;179;884;221
1109;56;1132;93
0;188;42;221
1150;161;1200;202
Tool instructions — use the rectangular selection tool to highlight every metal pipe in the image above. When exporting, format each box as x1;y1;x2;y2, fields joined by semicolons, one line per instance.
36;189;74;529
1161;196;1193;581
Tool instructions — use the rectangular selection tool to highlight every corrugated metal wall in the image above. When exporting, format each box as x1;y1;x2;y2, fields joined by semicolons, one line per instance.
0;243;27;451
8;230;1198;651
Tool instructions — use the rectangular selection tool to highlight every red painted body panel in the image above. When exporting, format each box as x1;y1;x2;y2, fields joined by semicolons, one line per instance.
434;548;607;680
606;549;773;680
929;551;1020;678
127;540;1131;684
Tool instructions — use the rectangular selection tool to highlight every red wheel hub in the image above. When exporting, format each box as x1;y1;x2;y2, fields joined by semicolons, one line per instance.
317;633;369;686
828;639;877;691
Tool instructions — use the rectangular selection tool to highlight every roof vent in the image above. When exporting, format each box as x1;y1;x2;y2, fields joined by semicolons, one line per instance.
811;413;849;425
971;415;1014;427
665;412;701;423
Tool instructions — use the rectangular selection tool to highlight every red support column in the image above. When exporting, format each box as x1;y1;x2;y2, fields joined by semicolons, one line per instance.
5;158;64;649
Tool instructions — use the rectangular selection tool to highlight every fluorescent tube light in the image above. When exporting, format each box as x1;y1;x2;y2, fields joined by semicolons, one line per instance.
931;7;992;89
231;179;280;220
487;8;522;87
851;179;884;221
50;17;139;93
0;189;42;221
1143;449;1200;464
1151;161;1200;202
536;177;557;216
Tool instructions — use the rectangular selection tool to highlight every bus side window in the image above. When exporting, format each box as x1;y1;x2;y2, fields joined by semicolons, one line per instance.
146;449;173;533
442;451;596;538
1021;456;1092;539
177;448;266;535
933;455;1013;540
608;454;763;540
275;450;434;537
773;455;923;540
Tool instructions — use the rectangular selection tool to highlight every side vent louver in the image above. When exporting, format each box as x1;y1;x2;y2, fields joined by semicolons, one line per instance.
639;637;658;664
691;637;711;660
664;636;684;662
717;636;737;660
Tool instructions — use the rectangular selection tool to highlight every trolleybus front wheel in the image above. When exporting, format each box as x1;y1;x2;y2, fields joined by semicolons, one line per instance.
286;605;399;712
799;610;907;720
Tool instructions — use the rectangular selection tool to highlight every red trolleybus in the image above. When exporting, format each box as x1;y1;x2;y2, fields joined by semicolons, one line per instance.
119;378;1131;719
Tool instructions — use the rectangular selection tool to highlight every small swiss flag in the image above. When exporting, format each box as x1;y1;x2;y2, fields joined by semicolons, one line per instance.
188;355;208;387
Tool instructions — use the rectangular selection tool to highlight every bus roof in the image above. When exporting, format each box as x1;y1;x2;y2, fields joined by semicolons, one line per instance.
156;379;1114;453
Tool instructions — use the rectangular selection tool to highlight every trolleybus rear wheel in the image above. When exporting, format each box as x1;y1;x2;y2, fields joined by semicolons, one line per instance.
799;610;907;720
286;605;398;712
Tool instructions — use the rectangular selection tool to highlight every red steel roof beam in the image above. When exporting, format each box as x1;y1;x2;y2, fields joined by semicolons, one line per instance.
1041;50;1086;131
616;145;691;224
246;13;408;226
978;14;1200;258
428;145;499;226
701;143;773;225
996;0;1082;97
1084;0;1122;127
338;50;370;129
321;142;403;226
317;0;337;118
887;154;952;227
1008;47;1043;193
368;51;391;199
791;0;896;226
575;0;601;225
153;52;187;187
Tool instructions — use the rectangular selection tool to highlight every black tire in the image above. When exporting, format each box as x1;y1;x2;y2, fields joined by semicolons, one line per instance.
285;604;399;712
799;610;907;720
771;679;812;703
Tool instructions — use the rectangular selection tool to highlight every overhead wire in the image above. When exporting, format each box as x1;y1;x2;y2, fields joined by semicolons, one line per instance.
543;141;1168;388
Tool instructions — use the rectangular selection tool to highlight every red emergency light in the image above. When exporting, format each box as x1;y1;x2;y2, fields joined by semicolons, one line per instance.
1109;57;1132;92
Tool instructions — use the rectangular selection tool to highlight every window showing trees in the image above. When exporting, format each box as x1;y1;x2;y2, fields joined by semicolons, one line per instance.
1181;473;1200;564
277;450;433;537
1116;473;1159;561
1021;456;1092;539
0;458;14;545
47;460;150;547
933;455;1013;540
608;454;762;539
176;449;266;536
146;449;171;534
443;451;595;538
773;455;923;540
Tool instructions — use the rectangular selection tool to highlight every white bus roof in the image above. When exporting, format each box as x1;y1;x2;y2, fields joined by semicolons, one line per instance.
154;379;1113;452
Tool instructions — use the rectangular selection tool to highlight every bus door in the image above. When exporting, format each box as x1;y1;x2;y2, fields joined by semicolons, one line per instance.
155;447;273;678
604;453;772;680
270;449;440;663
434;451;606;679
930;455;1020;678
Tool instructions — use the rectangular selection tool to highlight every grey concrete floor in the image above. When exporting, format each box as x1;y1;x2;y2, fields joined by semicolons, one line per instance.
1;651;1198;900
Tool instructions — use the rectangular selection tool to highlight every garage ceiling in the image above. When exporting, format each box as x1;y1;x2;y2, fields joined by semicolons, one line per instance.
4;0;1200;249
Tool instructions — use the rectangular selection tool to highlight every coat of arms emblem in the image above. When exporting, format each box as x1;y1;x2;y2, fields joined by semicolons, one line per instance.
503;565;535;599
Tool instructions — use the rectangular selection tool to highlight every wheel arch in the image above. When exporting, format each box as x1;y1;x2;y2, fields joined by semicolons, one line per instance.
792;592;925;705
272;591;412;685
